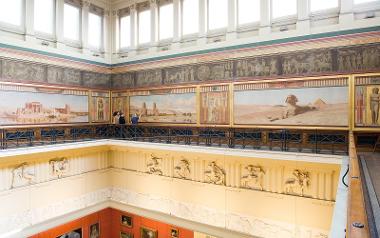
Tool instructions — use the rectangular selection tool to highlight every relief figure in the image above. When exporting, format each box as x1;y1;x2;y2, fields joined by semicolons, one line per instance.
370;87;380;125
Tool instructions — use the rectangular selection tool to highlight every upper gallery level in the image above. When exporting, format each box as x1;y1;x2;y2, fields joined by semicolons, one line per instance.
1;0;380;65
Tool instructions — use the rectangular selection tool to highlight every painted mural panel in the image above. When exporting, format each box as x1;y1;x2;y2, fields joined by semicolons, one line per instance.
200;85;230;125
129;88;196;123
234;79;348;126
0;84;89;125
355;76;380;127
91;91;110;122
112;92;129;118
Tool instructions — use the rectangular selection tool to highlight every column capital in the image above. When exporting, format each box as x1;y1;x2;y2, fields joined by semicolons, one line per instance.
129;4;137;12
83;0;90;8
150;0;159;7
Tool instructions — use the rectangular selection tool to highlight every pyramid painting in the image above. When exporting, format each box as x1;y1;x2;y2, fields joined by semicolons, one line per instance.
234;86;348;126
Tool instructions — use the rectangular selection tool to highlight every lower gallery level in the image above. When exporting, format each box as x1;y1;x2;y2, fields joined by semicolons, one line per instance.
0;140;345;238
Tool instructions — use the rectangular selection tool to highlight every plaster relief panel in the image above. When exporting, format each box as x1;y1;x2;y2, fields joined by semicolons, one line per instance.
49;157;69;178
195;61;233;82
136;69;162;87
164;65;196;85
204;161;226;186
2;60;46;83
82;72;110;87
11;162;36;188
284;169;311;197
174;157;192;180
47;66;64;84
63;68;82;85
282;50;332;75
240;165;265;191
236;56;279;78
146;153;164;175
111;72;135;88
338;44;380;72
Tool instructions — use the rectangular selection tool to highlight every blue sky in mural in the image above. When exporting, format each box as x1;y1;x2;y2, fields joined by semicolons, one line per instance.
0;91;88;112
235;87;348;105
130;93;196;113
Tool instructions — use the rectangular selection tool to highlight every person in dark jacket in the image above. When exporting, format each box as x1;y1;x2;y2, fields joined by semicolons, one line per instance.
119;112;126;124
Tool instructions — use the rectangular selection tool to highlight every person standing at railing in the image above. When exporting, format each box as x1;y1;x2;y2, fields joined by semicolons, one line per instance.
119;113;126;124
112;111;120;124
131;113;140;125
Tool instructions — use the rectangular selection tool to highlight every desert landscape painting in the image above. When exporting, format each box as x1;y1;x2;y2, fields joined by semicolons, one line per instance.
130;93;196;123
234;86;348;126
0;90;89;125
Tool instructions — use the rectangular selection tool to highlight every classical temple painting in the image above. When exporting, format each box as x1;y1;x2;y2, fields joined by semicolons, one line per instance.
0;86;89;125
234;80;348;126
354;76;380;127
200;86;229;124
91;92;110;122
129;90;196;123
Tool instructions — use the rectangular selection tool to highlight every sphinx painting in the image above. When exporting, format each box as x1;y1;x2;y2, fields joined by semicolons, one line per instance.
234;86;348;126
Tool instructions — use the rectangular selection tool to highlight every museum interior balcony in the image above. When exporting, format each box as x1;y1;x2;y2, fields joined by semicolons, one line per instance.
1;0;380;238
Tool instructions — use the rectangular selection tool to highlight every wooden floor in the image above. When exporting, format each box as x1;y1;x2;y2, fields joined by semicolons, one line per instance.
360;152;380;238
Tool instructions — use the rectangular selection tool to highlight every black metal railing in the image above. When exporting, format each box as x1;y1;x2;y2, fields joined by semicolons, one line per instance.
0;124;349;155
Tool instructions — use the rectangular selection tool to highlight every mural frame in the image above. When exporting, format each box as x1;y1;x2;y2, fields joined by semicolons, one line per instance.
0;82;90;126
128;87;197;125
233;76;350;128
353;73;380;132
90;90;111;123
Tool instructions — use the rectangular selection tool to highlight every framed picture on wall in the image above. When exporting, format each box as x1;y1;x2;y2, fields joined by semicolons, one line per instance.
140;227;157;238
120;231;134;238
56;228;82;238
89;222;100;238
121;214;133;228
170;228;179;238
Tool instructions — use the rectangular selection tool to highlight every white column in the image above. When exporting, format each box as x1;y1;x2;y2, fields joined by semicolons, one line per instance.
259;0;271;36
296;0;310;32
149;0;158;52
56;0;65;48
197;0;207;45
25;0;36;42
172;0;181;48
227;0;237;40
130;4;138;55
340;0;354;29
103;10;111;61
111;10;118;61
81;1;90;53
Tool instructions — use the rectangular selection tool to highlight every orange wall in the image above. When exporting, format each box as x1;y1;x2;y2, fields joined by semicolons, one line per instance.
30;208;194;238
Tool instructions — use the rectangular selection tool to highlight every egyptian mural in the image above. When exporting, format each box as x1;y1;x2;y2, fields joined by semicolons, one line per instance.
91;91;110;122
234;78;349;126
112;92;129;116
129;88;197;123
355;76;380;127
0;58;111;88
111;43;380;89
0;84;89;125
200;85;230;125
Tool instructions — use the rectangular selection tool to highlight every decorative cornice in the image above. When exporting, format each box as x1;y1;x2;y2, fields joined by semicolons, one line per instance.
0;26;379;75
